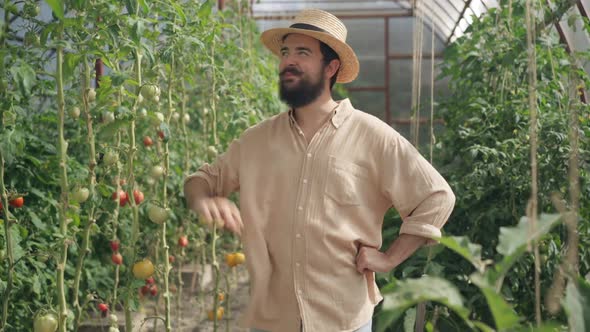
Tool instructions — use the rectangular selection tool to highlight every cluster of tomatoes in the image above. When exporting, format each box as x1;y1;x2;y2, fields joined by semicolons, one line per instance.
207;292;227;321
110;189;144;207
139;276;158;297
110;240;123;265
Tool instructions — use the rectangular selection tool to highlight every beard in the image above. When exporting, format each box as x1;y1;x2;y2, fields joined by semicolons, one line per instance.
279;67;326;108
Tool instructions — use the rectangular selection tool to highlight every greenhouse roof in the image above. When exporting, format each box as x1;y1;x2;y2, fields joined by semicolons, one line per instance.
252;0;590;47
251;0;500;44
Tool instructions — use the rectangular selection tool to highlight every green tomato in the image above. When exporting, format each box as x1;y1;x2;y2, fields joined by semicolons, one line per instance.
69;107;81;119
73;187;90;203
148;204;168;224
207;146;218;159
141;84;160;101
150;165;164;179
23;2;40;18
86;88;96;103
34;313;58;332
24;31;40;47
103;151;119;166
102;112;115;124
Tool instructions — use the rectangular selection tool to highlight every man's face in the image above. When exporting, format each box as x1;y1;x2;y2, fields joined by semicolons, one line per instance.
279;33;327;108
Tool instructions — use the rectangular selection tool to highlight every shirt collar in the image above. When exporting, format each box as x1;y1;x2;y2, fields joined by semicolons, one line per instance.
287;98;354;130
330;98;353;129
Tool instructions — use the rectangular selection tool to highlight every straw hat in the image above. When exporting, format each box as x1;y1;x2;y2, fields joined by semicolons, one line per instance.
260;9;359;83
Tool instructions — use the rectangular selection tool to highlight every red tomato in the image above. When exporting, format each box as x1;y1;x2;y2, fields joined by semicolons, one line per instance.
98;303;109;312
9;197;24;208
133;190;144;205
110;240;120;252
143;136;153;147
111;190;128;207
111;253;123;265
149;285;158;296
178;236;188;248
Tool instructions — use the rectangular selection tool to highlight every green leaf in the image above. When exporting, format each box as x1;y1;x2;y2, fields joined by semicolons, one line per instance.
497;213;562;257
9;226;25;262
198;0;213;19
28;211;46;231
380;276;470;328
438;236;487;273
0;129;18;165
403;307;416;332
98;119;130;140
32;275;41;296
9;61;36;97
171;2;187;26
471;273;521;330
563;278;590;332
138;0;149;14
511;322;567;332
124;0;138;16
130;19;144;45
44;0;64;20
63;53;82;80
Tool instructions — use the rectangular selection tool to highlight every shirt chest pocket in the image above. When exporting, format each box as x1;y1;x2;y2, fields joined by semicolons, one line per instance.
325;157;370;206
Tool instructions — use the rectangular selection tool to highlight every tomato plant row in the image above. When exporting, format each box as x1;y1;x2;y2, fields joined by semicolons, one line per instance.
0;0;281;331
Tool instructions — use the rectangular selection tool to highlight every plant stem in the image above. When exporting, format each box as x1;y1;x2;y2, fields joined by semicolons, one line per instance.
124;47;142;332
212;223;220;332
55;14;70;332
211;33;218;146
158;52;175;332
0;153;14;332
73;58;98;332
112;85;124;307
524;0;541;325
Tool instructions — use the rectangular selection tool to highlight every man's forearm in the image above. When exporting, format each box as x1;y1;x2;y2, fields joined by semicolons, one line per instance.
183;177;211;211
384;233;429;270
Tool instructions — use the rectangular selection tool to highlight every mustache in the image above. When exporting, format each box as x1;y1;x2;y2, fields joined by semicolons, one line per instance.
280;67;302;77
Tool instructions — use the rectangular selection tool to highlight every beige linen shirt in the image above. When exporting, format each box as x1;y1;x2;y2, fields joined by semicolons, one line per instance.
184;98;455;332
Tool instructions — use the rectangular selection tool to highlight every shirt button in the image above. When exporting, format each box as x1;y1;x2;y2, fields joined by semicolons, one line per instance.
296;262;301;267
302;179;308;184
307;153;312;158
298;206;303;210
296;233;302;238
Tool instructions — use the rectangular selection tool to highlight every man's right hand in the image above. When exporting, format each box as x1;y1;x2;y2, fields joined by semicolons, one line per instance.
193;196;244;237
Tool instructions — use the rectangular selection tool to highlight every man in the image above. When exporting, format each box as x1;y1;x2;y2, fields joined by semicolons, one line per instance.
184;9;455;332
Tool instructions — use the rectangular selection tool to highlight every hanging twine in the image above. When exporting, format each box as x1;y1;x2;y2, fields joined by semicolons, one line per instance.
411;0;425;146
524;0;542;325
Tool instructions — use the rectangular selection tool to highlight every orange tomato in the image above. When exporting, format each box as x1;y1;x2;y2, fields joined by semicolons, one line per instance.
225;253;237;267
207;307;224;321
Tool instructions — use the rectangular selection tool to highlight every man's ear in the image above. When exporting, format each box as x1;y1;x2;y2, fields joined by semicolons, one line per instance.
325;59;341;79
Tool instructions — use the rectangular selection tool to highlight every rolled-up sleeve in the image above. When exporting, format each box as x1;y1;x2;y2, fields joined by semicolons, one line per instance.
380;132;455;243
184;138;241;197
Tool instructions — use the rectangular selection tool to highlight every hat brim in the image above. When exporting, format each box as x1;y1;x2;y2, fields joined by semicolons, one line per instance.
260;28;359;84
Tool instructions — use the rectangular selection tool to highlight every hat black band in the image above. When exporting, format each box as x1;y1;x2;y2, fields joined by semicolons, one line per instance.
290;23;329;34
